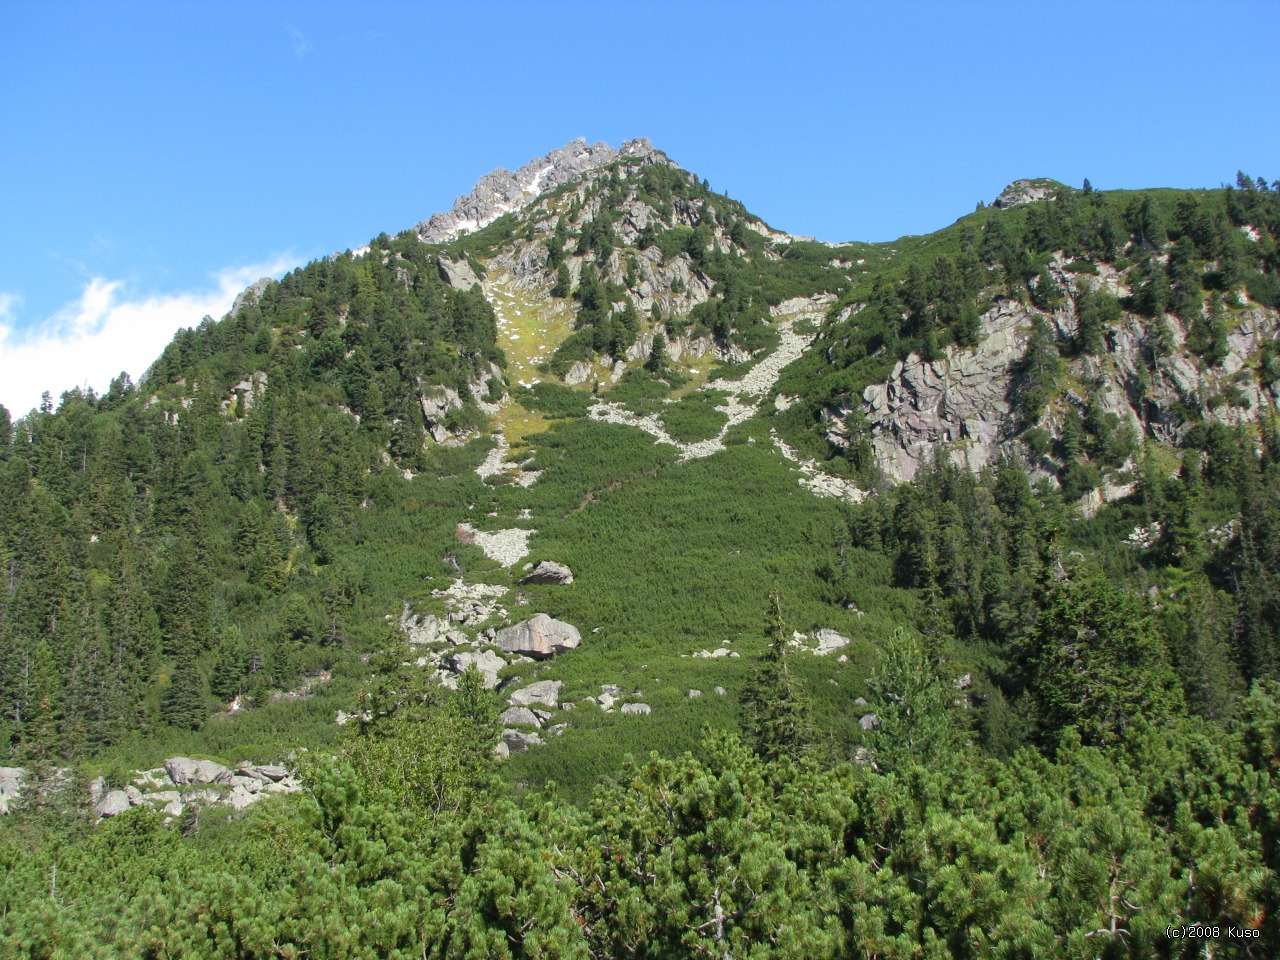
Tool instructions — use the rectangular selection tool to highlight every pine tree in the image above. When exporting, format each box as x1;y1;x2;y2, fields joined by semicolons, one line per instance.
740;593;813;763
159;644;206;729
866;627;964;769
1030;563;1184;746
644;329;667;375
551;262;572;298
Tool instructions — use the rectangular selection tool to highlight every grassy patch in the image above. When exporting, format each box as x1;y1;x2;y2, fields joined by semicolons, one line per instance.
660;390;729;443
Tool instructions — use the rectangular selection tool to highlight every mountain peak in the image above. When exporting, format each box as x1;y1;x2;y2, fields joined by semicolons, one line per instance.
992;178;1066;208
415;137;669;243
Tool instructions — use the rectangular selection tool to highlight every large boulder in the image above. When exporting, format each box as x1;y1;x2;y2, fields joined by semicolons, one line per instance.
0;767;26;813
165;757;233;786
447;649;507;688
812;629;851;656
508;679;562;708
499;706;541;728
231;775;264;794
225;786;260;812
0;767;25;793
494;614;580;659
501;729;544;754
95;790;132;818
519;561;574;586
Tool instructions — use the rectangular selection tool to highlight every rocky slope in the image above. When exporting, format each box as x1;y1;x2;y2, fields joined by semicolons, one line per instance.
415;137;659;243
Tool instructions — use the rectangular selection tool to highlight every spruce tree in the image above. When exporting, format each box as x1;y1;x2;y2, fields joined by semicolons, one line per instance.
740;593;813;763
644;329;667;376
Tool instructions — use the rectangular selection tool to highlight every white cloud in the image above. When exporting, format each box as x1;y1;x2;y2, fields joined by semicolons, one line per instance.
0;255;301;416
287;24;311;57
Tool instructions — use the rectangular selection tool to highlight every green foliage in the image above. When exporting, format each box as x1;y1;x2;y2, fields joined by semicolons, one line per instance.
1016;315;1063;428
5;162;1280;957
867;627;968;769
1030;563;1185;747
659;390;728;443
741;594;814;762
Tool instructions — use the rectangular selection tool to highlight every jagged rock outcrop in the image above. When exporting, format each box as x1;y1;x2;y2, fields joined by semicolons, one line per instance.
230;277;271;316
420;386;463;443
857;303;1026;482
438;255;482;290
416;138;660;243
221;370;268;416
846;286;1280;485
993;179;1061;208
494;614;581;658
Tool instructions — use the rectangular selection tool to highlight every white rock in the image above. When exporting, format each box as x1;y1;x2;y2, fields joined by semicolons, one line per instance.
95;791;131;818
508;679;562;708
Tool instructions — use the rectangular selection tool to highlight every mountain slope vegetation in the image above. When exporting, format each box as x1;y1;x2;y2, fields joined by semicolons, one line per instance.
2;143;1280;956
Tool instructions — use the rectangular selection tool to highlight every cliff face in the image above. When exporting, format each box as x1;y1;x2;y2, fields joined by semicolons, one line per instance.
827;273;1278;489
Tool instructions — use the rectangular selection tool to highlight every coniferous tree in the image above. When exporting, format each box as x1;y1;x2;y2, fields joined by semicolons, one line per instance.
866;627;965;768
1030;563;1184;746
740;593;812;763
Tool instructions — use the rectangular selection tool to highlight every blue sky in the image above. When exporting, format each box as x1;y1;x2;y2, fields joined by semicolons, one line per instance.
2;1;1277;414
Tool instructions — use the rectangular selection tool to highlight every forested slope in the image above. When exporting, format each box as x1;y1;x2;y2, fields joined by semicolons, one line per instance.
1;147;1280;956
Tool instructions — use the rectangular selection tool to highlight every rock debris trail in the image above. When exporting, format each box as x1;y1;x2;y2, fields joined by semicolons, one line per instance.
770;430;866;503
587;316;819;461
459;523;536;568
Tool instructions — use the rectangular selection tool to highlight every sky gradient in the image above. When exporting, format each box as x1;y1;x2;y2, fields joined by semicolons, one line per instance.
2;1;1278;414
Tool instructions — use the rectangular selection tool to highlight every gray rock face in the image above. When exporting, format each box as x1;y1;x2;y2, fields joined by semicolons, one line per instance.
500;706;541;727
564;360;593;386
230;277;271;316
225;786;260;812
416;138;659;244
519;561;574;586
494;614;581;659
419;386;463;444
1;767;25;795
860;713;879;731
853;286;1279;487
813;629;851;656
447;649;507;689
165;758;233;786
993;179;1058;208
0;767;25;814
95;790;132;818
231;775;264;794
858;303;1026;483
508;679;562;708
437;256;481;290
